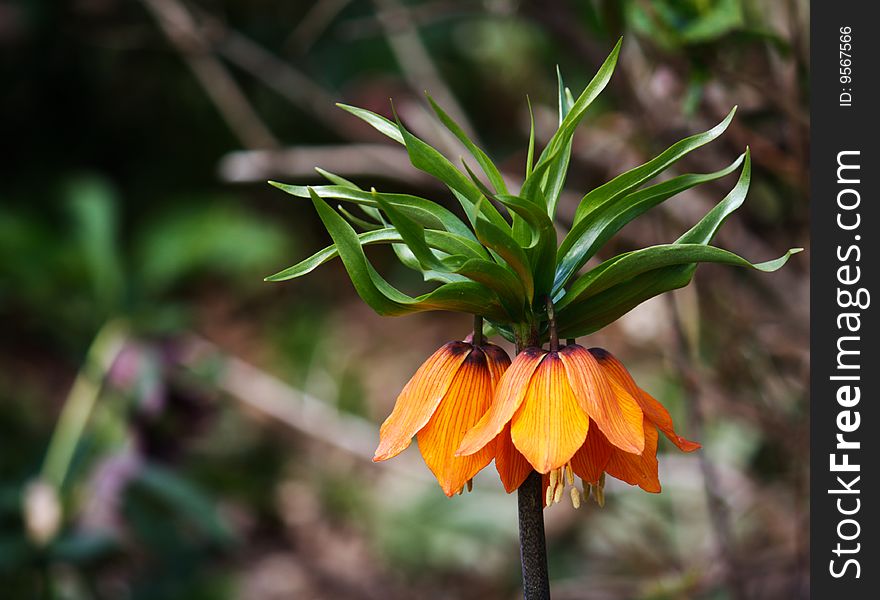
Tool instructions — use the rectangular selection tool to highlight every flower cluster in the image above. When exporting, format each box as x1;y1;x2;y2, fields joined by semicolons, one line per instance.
374;333;698;503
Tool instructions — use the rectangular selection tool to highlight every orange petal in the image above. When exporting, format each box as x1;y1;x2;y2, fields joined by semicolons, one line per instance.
638;389;701;452
605;421;661;493
417;348;497;496
374;341;472;461
590;347;700;453
570;425;612;484
493;424;533;493
559;345;644;454
482;342;512;386
457;347;545;457
510;352;590;473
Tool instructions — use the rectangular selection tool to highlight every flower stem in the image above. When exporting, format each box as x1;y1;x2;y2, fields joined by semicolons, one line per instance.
518;470;550;600
545;296;559;352
473;314;484;347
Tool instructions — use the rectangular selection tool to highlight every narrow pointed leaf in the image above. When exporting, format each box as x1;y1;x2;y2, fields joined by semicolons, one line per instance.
308;188;509;319
393;114;511;232
426;93;508;195
338;205;383;231
536;39;622;217
336;103;404;144
495;194;558;299
554;153;745;291
558;243;801;311
265;227;487;283
526;96;536;177
269;181;476;240
473;217;535;302
557;244;801;337
572;107;737;225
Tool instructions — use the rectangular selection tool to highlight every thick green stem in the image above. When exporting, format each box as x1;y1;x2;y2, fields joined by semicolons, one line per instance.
473;314;484;347
518;471;550;599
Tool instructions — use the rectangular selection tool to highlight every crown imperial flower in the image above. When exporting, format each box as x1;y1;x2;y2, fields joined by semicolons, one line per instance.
373;338;510;496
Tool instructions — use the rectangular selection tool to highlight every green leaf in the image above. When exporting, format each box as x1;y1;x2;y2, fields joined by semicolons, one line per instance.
375;189;527;315
536;39;622;217
338;205;383;231
556;245;800;337
557;266;692;338
473;217;535;302
554;152;745;292
677;147;750;245
265;228;485;282
393;114;511;233
558;243;800;311
426;93;509;195
572;106;737;225
315;168;384;223
373;190;448;272
269;181;475;240
495;194;557;300
451;257;528;320
315;167;359;188
336;103;404;144
525;96;536;177
308;189;509;320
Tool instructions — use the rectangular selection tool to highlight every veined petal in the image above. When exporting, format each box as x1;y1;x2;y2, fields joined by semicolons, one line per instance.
590;347;700;453
570;424;613;484
417;348;496;496
559;345;644;454
482;342;513;386
638;389;701;452
493;424;533;493
511;352;590;473
374;341;472;461
457;347;545;457
605;420;660;493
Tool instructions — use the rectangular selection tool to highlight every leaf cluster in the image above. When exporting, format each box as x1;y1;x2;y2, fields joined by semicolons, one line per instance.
268;39;799;342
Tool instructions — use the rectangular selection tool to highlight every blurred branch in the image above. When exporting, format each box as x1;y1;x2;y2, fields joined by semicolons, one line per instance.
371;0;481;154
285;0;353;54
177;335;431;482
217;143;431;184
140;0;279;150
193;9;362;142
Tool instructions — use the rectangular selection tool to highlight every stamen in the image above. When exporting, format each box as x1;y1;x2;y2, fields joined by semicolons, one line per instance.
545;483;554;506
565;464;574;486
553;481;564;504
570;486;581;509
548;468;558;492
594;473;606;508
466;478;474;493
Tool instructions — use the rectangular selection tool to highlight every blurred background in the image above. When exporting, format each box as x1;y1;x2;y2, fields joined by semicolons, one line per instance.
1;1;809;598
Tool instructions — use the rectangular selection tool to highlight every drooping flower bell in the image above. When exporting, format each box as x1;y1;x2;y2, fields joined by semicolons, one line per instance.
373;336;511;496
458;344;699;503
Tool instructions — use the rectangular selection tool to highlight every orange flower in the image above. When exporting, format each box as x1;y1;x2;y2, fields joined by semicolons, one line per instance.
459;345;699;503
373;340;511;496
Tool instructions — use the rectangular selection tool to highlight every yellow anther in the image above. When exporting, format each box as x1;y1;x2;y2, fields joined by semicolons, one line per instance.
570;486;581;509
565;464;574;486
553;481;564;504
548;468;558;492
545;483;554;506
